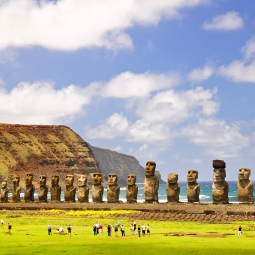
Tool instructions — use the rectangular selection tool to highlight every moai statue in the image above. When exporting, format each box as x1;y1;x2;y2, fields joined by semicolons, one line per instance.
126;174;138;203
166;173;180;202
144;161;159;203
64;175;76;202
237;168;254;203
25;173;35;203
13;176;21;202
78;175;89;202
187;170;200;203
92;173;104;203
1;179;8;203
38;175;48;202
212;159;229;203
107;173;120;203
50;175;61;202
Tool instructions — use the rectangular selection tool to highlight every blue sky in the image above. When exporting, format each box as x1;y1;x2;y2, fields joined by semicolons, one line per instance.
1;0;255;181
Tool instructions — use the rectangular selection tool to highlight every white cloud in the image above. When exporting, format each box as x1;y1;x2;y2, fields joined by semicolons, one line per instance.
0;0;208;51
187;65;214;83
0;80;96;124
139;144;148;151
203;11;244;31
178;119;250;157
0;77;5;86
112;145;122;152
192;158;202;163
0;48;19;64
242;36;255;60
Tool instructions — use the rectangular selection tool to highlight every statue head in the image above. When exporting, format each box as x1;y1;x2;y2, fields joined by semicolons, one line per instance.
51;175;59;186
78;175;87;187
168;173;178;184
93;173;103;185
187;170;198;183
25;173;33;186
1;179;7;189
65;175;74;187
238;168;251;180
213;168;226;182
145;161;156;177
127;174;136;186
13;176;20;187
40;175;47;186
213;159;226;169
108;173;118;186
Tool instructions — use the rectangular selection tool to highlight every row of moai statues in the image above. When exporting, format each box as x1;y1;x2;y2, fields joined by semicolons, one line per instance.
0;159;254;203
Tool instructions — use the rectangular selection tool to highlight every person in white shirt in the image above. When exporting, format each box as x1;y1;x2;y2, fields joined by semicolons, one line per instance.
146;224;150;237
1;219;4;229
130;224;134;236
133;220;137;231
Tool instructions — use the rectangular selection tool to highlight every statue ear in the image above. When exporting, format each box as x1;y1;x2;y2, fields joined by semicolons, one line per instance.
224;169;226;178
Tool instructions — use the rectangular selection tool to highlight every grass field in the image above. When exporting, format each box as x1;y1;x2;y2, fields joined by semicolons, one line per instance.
0;210;255;255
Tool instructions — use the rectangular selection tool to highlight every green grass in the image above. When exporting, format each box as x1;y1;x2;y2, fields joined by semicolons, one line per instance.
0;210;255;255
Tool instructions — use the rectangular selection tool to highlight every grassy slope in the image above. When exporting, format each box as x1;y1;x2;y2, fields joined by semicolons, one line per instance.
0;210;255;255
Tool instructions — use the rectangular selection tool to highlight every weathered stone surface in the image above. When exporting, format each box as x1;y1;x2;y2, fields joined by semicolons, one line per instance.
64;175;76;202
25;173;35;203
167;173;180;202
12;176;21;202
78;175;89;202
50;175;61;202
144;161;159;203
38;175;48;202
1;179;8;202
92;173;104;203
213;159;226;169
107;173;120;203
126;174;138;203
187;170;200;203
237;168;254;203
212;160;228;204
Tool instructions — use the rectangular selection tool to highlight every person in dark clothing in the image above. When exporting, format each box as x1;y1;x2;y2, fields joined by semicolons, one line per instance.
238;226;242;237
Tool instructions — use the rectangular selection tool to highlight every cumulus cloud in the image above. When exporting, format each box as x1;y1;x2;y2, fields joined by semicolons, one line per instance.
112;145;122;152
203;11;244;31
187;65;214;83
242;36;255;60
0;0;208;51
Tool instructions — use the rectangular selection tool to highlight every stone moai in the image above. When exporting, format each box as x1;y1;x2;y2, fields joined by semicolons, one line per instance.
50;175;61;202
166;173;180;202
107;173;120;203
187;170;200;203
78;175;89;202
126;174;138;203
64;175;76;202
38;175;48;202
144;161;159;203
25;173;35;203
13;176;21;202
212;159;229;203
237;168;254;203
92;173;104;203
1;179;8;203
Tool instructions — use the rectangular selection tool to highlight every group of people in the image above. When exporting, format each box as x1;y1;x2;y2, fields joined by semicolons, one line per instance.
47;223;72;236
93;220;150;237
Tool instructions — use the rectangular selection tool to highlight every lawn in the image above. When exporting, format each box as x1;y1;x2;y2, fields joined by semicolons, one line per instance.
0;210;254;255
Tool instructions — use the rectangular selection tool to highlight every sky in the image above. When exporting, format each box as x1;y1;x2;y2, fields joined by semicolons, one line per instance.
1;0;255;181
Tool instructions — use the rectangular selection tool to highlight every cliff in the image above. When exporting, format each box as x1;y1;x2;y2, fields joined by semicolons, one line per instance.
0;124;100;188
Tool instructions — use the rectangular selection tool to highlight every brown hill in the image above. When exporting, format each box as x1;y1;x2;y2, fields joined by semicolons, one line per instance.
0;124;100;188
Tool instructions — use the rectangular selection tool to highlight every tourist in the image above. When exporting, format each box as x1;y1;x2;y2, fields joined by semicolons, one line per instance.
48;223;52;235
133;219;137;231
121;224;125;236
137;225;141;237
114;224;118;236
59;226;64;233
238;226;242;237
118;220;120;228
147;224;150;237
130;224;134;236
93;224;97;236
141;223;145;237
107;224;111;236
7;222;12;236
96;222;99;234
1;219;4;229
67;224;72;237
99;224;103;235
57;226;60;233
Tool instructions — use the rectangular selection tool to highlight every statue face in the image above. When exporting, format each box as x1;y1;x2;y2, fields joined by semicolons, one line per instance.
13;177;20;187
168;173;178;184
25;173;33;186
51;175;59;185
187;170;198;183
78;175;87;187
108;174;118;185
93;173;103;185
213;168;226;182
40;176;47;186
127;174;136;186
65;175;74;187
1;180;7;189
239;168;250;180
145;161;156;177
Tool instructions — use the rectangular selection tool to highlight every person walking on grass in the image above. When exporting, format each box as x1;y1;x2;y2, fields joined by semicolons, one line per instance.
130;224;134;236
107;224;111;237
114;224;118;237
141;223;145;237
93;224;97;236
1;219;4;229
137;225;141;237
7;223;12;236
96;222;99;235
118;220;120;228
147;224;150;237
99;224;103;235
238;226;242;237
133;219;137;231
67;224;72;237
48;223;52;235
121;225;125;236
